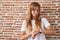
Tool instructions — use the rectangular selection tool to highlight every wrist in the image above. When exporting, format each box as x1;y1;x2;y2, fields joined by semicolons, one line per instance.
30;31;33;36
40;29;42;33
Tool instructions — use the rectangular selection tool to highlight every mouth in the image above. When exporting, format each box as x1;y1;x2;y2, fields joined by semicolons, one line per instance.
33;15;37;17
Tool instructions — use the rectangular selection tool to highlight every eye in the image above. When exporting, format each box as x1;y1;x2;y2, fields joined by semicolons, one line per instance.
37;9;40;12
32;9;35;11
32;10;35;13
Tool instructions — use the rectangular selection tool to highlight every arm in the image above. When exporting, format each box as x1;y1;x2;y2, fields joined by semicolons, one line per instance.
20;31;32;40
41;25;56;35
20;20;32;40
41;18;56;35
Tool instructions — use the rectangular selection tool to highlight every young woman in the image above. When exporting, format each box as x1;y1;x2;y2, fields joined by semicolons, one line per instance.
20;2;55;40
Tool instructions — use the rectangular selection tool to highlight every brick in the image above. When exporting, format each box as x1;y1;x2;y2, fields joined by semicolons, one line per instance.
0;0;59;40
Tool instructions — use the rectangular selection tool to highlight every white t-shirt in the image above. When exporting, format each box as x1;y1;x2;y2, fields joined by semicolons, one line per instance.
21;18;50;40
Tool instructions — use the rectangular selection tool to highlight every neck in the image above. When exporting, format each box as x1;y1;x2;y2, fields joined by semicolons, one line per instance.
32;17;36;20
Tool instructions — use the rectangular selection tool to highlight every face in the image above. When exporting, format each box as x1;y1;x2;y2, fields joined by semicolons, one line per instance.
32;6;40;18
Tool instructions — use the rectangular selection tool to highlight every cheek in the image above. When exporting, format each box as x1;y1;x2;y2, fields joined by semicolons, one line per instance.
32;11;34;15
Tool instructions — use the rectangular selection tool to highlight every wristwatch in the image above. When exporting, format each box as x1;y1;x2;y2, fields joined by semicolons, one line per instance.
39;29;41;33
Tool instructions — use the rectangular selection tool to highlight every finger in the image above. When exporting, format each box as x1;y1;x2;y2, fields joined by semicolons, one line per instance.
32;35;35;39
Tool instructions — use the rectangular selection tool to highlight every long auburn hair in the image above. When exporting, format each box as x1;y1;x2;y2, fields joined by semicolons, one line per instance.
26;2;41;32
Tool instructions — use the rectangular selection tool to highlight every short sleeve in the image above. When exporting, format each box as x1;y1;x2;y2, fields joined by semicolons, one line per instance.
21;20;26;31
42;18;50;28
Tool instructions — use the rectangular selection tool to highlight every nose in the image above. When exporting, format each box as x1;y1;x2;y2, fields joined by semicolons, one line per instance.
35;10;38;14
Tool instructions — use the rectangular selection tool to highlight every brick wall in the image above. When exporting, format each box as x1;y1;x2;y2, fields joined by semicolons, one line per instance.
0;0;60;40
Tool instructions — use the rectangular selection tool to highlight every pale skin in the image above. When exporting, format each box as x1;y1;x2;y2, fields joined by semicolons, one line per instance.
20;6;55;40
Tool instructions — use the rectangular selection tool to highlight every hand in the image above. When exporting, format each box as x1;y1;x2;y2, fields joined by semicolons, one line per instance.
31;28;40;39
32;31;39;39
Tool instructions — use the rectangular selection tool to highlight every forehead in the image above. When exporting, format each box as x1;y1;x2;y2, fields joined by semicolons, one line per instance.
32;6;40;10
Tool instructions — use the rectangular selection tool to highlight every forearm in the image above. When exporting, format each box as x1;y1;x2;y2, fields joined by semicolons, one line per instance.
41;29;55;35
20;32;31;40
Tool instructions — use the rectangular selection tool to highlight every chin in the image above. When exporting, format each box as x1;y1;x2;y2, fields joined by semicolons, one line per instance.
33;16;36;18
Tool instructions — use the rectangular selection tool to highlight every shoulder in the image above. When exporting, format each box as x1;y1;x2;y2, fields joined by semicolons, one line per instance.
22;20;26;25
41;17;47;21
22;20;26;23
41;17;50;28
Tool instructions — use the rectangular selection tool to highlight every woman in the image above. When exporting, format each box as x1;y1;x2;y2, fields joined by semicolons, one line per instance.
20;2;55;40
